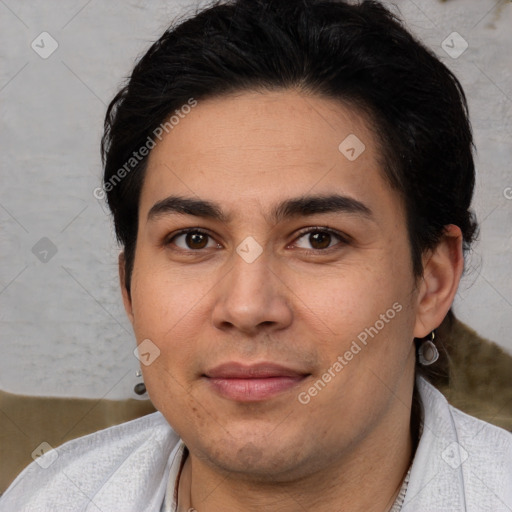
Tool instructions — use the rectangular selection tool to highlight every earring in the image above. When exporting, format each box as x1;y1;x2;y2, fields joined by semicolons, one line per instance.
418;331;439;366
134;369;147;395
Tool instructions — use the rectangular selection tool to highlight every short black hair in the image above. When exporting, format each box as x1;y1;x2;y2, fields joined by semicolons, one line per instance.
101;0;477;294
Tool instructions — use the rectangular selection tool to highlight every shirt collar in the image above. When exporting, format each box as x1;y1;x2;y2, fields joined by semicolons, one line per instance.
161;439;188;512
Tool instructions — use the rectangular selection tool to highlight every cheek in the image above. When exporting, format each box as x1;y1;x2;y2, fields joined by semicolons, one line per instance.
130;255;210;338
295;264;415;396
130;267;205;419
292;262;407;334
129;262;212;399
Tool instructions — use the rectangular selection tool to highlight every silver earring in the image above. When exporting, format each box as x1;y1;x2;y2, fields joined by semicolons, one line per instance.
418;331;439;366
134;369;147;395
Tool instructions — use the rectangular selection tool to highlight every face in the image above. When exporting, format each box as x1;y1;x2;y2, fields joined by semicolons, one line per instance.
123;89;422;481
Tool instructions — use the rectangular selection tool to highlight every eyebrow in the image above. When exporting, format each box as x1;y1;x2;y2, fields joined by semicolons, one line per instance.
147;194;373;224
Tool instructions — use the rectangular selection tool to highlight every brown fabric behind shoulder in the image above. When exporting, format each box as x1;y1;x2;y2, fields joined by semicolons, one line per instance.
421;311;512;431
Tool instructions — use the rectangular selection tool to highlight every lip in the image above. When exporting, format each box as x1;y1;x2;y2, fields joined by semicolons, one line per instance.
204;362;310;402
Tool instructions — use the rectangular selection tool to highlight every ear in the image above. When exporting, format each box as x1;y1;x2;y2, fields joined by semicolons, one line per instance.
119;252;134;324
413;224;464;338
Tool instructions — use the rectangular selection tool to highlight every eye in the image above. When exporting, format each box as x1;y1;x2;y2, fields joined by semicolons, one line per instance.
293;228;347;251
167;229;220;251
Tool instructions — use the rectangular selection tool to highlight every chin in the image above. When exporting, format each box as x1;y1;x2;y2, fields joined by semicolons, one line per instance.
193;427;316;482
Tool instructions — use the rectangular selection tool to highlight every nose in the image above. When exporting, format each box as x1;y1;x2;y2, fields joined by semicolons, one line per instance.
211;250;293;336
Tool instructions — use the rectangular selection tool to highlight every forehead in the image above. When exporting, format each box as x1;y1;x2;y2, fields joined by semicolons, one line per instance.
140;89;396;221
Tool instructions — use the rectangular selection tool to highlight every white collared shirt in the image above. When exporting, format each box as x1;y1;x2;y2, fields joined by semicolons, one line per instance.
161;440;187;511
1;376;511;511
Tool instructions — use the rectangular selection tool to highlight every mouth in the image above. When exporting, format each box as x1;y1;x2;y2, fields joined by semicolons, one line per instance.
203;362;310;402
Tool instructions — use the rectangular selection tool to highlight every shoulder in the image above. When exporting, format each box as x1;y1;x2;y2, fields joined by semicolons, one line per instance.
450;401;512;451
405;377;512;511
448;399;512;506
0;411;180;512
419;375;512;451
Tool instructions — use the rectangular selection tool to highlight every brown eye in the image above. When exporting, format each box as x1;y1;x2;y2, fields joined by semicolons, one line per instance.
186;232;208;249
168;230;218;250
309;231;332;249
294;228;346;251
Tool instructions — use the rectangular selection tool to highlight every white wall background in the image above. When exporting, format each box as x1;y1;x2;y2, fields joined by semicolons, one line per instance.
1;0;511;399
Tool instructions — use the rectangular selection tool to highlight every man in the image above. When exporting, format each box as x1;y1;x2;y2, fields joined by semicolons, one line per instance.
2;0;511;510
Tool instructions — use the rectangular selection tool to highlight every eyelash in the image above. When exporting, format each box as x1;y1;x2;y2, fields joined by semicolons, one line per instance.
164;226;349;254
